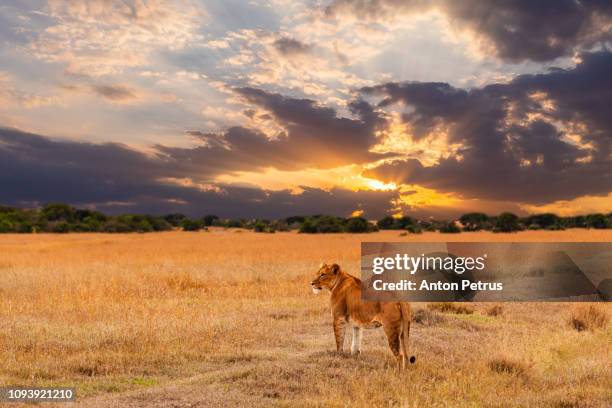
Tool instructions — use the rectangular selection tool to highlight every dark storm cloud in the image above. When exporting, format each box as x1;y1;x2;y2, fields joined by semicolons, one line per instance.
364;52;612;204
92;84;137;101
0;127;397;218
273;37;313;56
325;0;612;62
158;87;388;172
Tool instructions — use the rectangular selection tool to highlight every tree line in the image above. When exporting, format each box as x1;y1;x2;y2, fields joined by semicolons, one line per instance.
0;203;610;234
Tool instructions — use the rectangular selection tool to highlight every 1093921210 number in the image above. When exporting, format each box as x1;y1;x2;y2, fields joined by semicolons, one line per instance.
1;387;76;402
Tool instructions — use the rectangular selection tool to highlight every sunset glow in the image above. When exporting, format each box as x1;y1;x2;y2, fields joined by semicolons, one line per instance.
0;1;610;218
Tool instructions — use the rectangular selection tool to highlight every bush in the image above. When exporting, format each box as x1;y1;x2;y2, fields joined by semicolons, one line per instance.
163;213;187;227
299;218;317;233
427;302;474;314
346;217;369;233
298;215;344;233
522;213;561;230
494;212;521;232
181;219;204;232
585;213;610;229
439;221;460;233
460;212;491;231
377;215;416;230
0;220;12;232
405;224;422;234
40;203;76;223
101;220;133;233
314;215;345;233
202;215;219;226
377;216;396;229
226;219;244;228
568;305;609;331
412;308;445;326
253;220;276;233
484;304;504;317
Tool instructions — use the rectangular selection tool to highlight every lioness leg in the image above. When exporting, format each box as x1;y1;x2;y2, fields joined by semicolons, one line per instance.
333;318;346;352
383;322;405;370
350;326;362;355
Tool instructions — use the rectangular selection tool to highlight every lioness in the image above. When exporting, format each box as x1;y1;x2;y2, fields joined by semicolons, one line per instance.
311;263;415;369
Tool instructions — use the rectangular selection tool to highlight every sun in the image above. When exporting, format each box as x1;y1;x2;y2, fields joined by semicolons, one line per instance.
362;178;397;191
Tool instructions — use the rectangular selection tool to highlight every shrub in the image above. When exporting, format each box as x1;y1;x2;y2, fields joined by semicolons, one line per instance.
40;203;76;223
101;220;133;233
253;220;272;233
226;219;244;228
181;219;204;232
345;217;369;233
494;212;521;232
48;221;71;233
427;302;474;314
377;215;415;230
298;215;345;233
484;304;504;317
163;213;187;227
299;218;317;233
412;308;445;326
202;215;219;226
405;224;422;233
459;212;491;231
439;221;460;233
522;213;561;230
314;215;344;233
585;213;610;229
0;220;12;232
146;216;172;232
563;215;586;228
568;305;609;331
377;216;396;229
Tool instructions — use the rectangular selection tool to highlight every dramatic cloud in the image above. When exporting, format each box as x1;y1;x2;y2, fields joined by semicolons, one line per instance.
0;127;398;218
325;0;612;62
0;1;610;217
92;84;137;102
273;37;313;56
364;52;612;204
29;0;204;76
159;87;388;174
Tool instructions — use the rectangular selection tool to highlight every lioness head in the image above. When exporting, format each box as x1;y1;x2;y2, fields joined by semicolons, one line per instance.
310;263;340;294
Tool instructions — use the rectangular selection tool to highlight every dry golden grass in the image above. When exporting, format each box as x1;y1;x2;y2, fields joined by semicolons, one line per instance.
569;305;609;332
485;303;504;317
0;229;610;407
427;302;474;314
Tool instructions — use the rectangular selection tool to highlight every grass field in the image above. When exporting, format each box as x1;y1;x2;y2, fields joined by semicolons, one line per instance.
0;230;610;407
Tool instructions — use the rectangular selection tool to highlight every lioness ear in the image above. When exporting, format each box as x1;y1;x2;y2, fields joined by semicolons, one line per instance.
319;262;326;269
331;264;340;274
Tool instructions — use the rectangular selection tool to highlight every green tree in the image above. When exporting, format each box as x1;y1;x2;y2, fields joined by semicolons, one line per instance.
346;217;369;233
459;213;490;231
585;213;610;229
181;219;204;231
523;213;561;230
163;213;187;227
494;212;521;232
299;218;317;233
40;203;77;223
377;216;396;229
202;215;219;226
439;221;460;233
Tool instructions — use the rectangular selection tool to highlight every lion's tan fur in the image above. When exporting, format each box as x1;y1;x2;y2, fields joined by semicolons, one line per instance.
311;263;414;369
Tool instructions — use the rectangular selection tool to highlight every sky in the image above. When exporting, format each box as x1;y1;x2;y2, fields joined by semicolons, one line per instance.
0;0;611;219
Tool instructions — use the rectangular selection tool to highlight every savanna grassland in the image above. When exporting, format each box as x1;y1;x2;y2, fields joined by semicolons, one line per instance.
0;230;610;408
